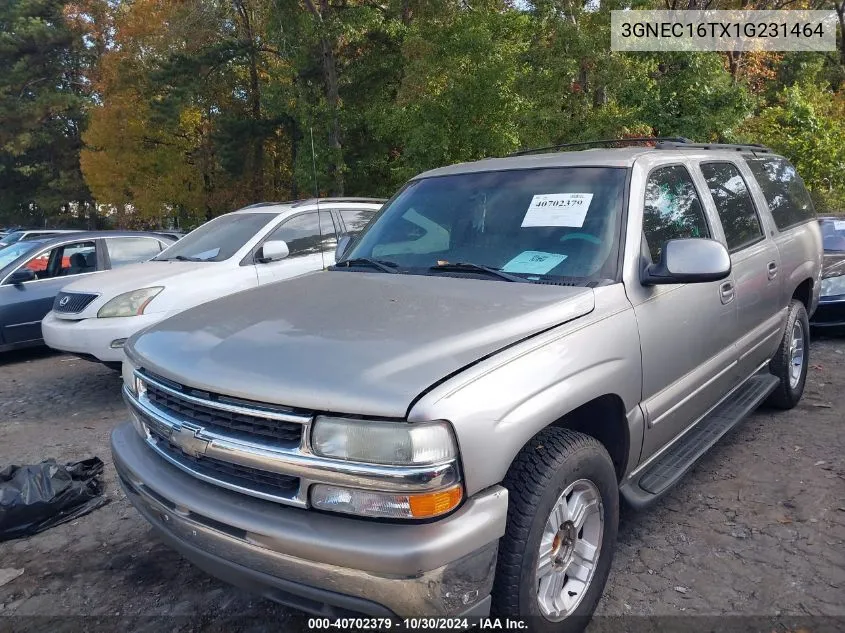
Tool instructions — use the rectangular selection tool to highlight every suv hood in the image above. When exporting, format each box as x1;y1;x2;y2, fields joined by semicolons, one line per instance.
128;272;595;418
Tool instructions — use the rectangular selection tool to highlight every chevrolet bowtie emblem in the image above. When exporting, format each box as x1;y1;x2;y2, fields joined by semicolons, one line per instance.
170;424;210;458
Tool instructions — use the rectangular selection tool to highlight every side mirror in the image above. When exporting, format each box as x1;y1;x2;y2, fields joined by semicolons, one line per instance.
335;235;352;262
257;240;289;263
7;268;37;285
642;238;731;285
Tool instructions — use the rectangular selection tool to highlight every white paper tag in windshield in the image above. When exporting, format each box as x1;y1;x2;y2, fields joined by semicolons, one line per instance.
502;251;567;275
834;220;845;231
521;193;593;228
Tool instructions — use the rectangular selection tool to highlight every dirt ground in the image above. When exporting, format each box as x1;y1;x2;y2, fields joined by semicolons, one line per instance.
0;338;844;631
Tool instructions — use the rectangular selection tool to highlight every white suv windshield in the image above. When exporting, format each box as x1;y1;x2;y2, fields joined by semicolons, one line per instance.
155;213;275;262
345;167;627;281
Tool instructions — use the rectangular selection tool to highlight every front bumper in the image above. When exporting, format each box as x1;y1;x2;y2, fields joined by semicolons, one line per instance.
111;423;507;617
810;295;845;328
42;311;169;362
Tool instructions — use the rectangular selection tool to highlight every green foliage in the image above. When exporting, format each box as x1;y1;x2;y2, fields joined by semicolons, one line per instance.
738;81;845;212
382;9;531;184
619;53;754;141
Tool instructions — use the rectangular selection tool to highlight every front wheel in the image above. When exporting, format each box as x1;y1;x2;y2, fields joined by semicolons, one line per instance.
766;299;810;409
492;428;618;633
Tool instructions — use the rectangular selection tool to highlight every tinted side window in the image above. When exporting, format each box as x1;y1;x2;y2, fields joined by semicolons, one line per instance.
267;211;337;258
339;208;376;236
746;157;815;230
642;165;710;262
700;162;763;251
21;241;96;280
106;237;163;267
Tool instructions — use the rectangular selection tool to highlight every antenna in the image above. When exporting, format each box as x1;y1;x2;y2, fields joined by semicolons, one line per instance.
316;197;326;271
310;126;319;198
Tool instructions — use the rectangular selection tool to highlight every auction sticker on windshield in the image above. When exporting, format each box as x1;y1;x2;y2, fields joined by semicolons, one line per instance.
521;193;593;228
502;251;567;274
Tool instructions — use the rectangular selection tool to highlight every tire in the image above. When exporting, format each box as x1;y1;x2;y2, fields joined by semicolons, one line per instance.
766;299;810;410
491;427;619;633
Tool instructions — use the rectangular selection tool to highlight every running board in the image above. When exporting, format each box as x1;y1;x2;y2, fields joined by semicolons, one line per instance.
620;373;779;509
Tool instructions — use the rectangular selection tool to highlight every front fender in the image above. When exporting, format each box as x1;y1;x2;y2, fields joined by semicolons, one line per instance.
409;285;642;496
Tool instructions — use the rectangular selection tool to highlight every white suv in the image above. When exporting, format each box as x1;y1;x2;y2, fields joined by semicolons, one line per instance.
42;198;383;366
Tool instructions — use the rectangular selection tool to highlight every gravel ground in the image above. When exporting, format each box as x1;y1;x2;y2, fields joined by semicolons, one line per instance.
0;338;844;632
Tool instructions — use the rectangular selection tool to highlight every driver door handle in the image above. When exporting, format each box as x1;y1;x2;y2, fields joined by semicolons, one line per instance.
720;281;735;305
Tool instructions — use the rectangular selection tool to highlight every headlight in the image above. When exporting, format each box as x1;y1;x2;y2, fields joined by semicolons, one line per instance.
820;275;845;297
98;287;163;318
311;417;457;465
121;359;137;395
311;483;463;519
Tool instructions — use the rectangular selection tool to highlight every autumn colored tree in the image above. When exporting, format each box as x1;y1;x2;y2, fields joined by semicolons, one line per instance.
3;0;838;226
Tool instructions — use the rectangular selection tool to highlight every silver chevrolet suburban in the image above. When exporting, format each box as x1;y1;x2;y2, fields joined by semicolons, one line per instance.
113;140;823;631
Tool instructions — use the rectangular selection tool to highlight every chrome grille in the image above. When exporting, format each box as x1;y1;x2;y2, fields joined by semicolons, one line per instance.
140;372;305;446
147;426;300;497
53;291;98;314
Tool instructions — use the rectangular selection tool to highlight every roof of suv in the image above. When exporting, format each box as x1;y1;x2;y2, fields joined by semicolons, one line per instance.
232;198;387;215
415;146;782;179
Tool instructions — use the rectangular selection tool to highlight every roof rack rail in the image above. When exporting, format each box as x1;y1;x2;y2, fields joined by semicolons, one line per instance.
240;201;297;209
508;138;774;157
655;141;772;153
291;197;387;208
508;137;694;157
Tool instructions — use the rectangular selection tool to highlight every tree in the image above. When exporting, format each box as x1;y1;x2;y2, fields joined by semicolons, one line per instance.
738;81;845;211
0;0;95;225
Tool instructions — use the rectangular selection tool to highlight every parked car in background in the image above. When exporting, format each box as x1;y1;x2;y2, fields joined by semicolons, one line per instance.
0;229;81;249
0;231;174;353
811;216;845;330
112;142;821;627
42;198;383;367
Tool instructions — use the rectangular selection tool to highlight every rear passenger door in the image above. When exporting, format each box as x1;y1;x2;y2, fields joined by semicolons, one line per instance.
629;164;739;461
105;236;167;268
698;161;783;378
745;155;821;316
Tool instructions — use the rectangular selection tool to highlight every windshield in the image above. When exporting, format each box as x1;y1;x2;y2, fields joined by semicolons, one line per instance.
154;212;276;262
0;231;26;247
0;240;42;269
820;219;845;252
345;167;627;281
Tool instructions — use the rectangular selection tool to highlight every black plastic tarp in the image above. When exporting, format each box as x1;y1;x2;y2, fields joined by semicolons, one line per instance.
0;457;110;542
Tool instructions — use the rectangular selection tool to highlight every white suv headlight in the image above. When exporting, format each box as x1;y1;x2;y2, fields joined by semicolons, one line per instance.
311;417;456;465
820;275;845;297
98;287;163;318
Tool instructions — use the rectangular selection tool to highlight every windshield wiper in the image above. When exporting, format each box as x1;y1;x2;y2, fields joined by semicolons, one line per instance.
334;257;399;273
157;255;204;262
428;262;529;283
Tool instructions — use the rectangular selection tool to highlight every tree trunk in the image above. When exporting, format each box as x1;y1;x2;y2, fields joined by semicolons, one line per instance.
320;36;344;195
303;0;345;196
234;0;265;201
837;2;845;69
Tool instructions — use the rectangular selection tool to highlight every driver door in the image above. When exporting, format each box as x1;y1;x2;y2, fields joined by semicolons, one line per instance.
627;164;739;462
255;211;338;284
0;240;99;345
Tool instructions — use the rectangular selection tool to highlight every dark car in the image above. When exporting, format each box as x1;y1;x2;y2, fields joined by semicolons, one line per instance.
0;231;175;352
811;217;845;330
